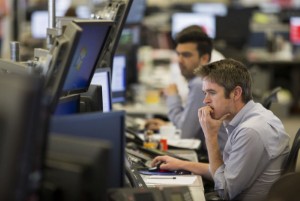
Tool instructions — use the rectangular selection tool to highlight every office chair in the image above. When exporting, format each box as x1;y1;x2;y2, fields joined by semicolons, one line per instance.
262;86;282;110
266;172;300;201
282;128;300;175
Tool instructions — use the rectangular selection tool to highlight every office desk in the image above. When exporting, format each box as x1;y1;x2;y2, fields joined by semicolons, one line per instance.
140;149;205;201
113;103;168;118
141;174;205;201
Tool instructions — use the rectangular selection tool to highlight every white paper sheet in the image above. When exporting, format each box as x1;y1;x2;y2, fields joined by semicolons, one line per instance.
145;175;197;185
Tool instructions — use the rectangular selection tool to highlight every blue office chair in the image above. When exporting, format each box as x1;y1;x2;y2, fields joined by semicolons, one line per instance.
282;128;300;175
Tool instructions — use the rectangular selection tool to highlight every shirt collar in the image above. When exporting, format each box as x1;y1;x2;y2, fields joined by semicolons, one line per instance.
225;100;255;133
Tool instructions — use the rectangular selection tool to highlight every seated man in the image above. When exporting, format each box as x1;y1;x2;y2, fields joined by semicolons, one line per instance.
145;25;227;156
151;59;290;201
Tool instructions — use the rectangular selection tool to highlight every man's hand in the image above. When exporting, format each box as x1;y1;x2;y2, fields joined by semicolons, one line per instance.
198;106;229;139
151;155;186;171
144;118;167;131
164;84;178;96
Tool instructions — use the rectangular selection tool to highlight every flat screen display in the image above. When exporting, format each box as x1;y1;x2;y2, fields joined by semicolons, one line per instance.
171;13;216;39
90;68;112;112
290;17;300;45
111;54;127;103
192;3;227;16
31;11;48;39
62;20;112;95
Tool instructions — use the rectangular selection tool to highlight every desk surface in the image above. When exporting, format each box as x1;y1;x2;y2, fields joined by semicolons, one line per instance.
113;103;168;117
140;149;205;201
141;174;205;201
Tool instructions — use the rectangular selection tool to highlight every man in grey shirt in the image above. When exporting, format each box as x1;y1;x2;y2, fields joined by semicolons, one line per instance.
151;59;290;201
146;25;227;154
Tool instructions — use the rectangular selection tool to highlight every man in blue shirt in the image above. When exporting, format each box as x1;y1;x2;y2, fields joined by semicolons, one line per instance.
146;25;227;154
151;59;290;201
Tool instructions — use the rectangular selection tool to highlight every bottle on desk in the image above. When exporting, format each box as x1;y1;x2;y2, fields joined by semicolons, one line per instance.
143;130;158;149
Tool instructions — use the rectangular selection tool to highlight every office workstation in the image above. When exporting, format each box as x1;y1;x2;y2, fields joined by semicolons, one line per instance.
1;0;300;201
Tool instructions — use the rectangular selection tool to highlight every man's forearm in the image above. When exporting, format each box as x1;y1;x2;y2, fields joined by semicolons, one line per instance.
206;136;223;176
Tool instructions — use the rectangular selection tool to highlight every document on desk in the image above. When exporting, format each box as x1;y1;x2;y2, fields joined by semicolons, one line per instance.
145;175;197;185
138;134;201;150
168;139;201;149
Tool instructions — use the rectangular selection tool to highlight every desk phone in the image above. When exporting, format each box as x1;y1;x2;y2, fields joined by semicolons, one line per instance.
108;186;193;201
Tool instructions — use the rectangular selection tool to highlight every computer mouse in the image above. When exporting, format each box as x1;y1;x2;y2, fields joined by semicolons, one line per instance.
148;161;167;172
148;161;162;172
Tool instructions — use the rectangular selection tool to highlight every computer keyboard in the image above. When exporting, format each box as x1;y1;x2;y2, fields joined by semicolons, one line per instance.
138;146;191;161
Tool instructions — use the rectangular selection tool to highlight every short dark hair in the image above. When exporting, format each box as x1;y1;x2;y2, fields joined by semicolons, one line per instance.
195;58;253;103
174;25;213;61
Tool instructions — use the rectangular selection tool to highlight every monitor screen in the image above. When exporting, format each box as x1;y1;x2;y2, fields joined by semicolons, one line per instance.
192;3;227;16
75;5;91;18
90;68;112;112
111;54;127;103
290;17;300;45
62;20;112;95
125;0;146;24
53;94;80;115
171;13;216;39
50;111;126;189
31;10;48;39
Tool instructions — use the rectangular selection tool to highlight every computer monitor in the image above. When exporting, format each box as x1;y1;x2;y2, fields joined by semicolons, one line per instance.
90;68;112;112
111;54;127;103
75;5;91;18
42;134;111;201
31;10;48;39
44;21;82;113
95;0;133;68
49;111;126;189
290;16;300;45
171;13;216;39
125;0;146;25
0;73;48;200
54;94;80;115
61;19;112;96
192;2;227;16
215;7;255;50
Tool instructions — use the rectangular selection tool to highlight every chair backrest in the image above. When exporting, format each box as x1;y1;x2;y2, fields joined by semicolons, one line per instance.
282;128;300;174
262;86;282;109
266;172;300;201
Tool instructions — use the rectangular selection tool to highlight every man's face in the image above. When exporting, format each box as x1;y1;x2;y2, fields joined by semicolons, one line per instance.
202;79;234;121
175;43;207;80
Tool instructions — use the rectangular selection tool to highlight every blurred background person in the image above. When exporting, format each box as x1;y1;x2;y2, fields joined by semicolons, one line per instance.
145;25;227;159
0;0;8;56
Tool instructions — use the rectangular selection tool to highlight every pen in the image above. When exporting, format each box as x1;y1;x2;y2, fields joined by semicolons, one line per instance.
148;176;176;179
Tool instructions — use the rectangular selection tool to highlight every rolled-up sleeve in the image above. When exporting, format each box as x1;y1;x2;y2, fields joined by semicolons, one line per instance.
213;128;269;200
